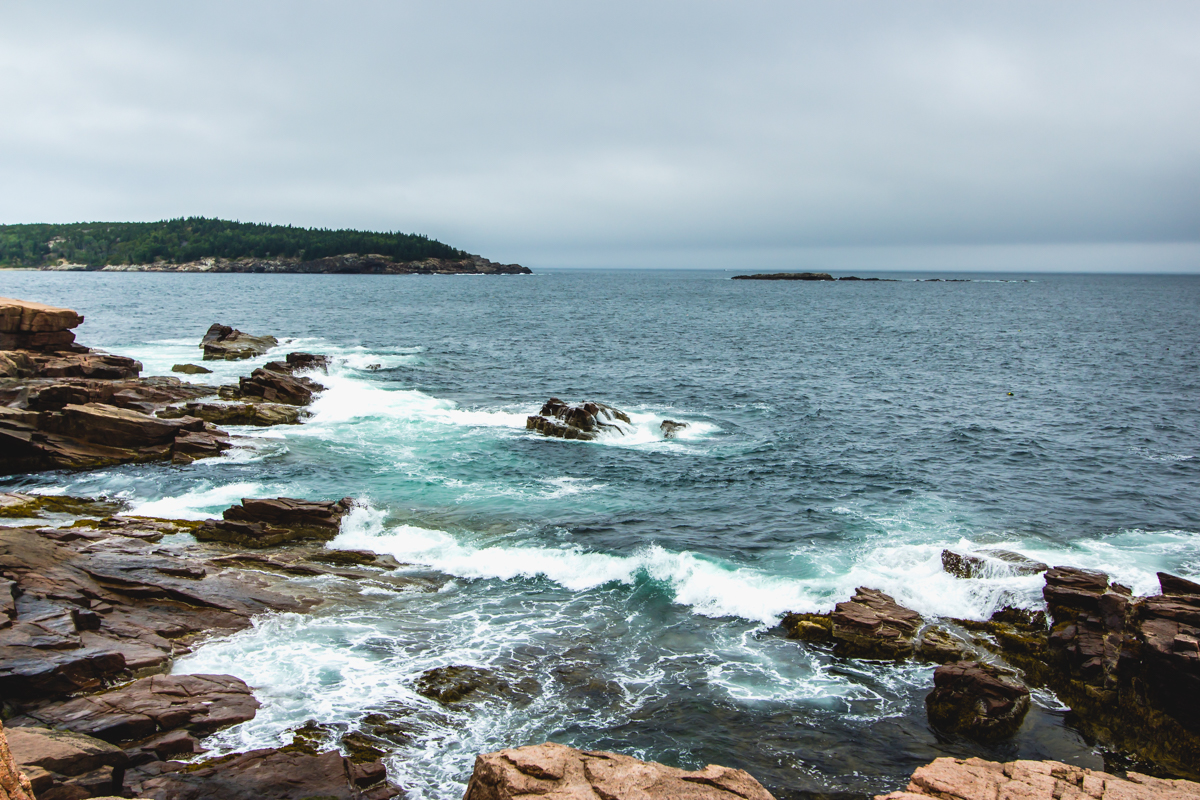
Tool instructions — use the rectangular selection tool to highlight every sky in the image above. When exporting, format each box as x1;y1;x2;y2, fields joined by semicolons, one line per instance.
1;1;1198;271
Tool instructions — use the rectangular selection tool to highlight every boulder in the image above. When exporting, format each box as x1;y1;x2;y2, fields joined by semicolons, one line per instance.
925;661;1031;741
830;588;923;659
132;747;398;800
780;612;833;644
170;364;211;375
463;742;775;800
233;367;320;405
916;626;977;664
158;402;304;426
17;674;258;744
941;549;1049;579
261;352;329;375
0;298;83;353
195;497;353;548
875;757;1200;800
660;420;688;439
199;324;277;361
526;398;632;441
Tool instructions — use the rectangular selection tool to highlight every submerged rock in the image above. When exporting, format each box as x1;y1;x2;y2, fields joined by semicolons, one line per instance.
463;742;776;800
195;497;353;548
526;398;631;441
200;324;278;361
171;363;211;374
415;665;538;706
660;419;688;439
876;757;1200;800
925;661;1031;741
942;549;1049;579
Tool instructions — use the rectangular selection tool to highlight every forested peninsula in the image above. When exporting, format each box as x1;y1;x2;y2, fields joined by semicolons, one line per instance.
0;218;530;274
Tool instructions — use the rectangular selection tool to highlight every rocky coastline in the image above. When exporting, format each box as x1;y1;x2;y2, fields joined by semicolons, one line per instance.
1;294;1199;799
37;254;531;275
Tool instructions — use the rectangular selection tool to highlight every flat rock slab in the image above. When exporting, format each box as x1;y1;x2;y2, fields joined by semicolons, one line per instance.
200;324;278;361
463;742;776;800
876;757;1200;800
18;674;259;744
134;747;398;800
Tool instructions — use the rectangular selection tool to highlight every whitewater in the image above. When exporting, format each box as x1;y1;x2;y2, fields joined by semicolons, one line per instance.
2;269;1198;799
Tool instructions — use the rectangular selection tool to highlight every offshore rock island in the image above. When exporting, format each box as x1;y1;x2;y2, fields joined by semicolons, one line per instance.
0;218;530;275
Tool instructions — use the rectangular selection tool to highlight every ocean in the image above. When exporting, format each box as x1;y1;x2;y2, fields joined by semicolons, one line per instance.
2;269;1198;799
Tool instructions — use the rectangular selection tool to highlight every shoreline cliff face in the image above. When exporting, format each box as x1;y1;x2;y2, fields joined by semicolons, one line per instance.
38;254;531;275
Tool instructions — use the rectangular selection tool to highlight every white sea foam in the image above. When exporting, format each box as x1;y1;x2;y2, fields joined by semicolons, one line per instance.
128;481;268;520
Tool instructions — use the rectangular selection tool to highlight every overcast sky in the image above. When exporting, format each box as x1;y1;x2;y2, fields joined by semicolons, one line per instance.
1;1;1198;271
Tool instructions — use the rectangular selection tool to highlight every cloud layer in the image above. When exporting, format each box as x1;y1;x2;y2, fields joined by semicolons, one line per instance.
2;1;1198;269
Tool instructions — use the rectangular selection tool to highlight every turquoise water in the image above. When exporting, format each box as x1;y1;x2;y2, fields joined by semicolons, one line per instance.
2;270;1199;798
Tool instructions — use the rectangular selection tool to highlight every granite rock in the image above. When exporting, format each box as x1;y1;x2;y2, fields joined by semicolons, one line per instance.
463;742;775;800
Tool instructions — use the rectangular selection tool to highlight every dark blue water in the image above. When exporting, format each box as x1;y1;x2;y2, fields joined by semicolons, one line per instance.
3;270;1198;798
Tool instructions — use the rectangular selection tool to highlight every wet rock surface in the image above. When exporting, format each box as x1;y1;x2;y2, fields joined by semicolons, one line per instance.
195;497;353;548
199;324;278;360
0;496;405;800
660;419;688;438
830;587;924;659
876;757;1200;800
925;661;1031;741
415;665;538;706
463;742;776;800
942;549;1049;579
13;674;259;744
526;398;632;441
159;401;304;426
0;512;309;705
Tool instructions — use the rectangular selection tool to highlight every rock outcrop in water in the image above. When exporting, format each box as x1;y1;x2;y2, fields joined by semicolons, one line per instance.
463;742;776;800
782;587;952;661
195;497;354;548
526;398;632;441
731;273;834;281
200;323;278;360
660;419;688;438
876;757;1200;800
942;549;1049;579
924;661;1031;741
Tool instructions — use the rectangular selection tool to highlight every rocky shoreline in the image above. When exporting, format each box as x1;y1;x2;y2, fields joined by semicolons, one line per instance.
1;294;1199;799
37;254;531;275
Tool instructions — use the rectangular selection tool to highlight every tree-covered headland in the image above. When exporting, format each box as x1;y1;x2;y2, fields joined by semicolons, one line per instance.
0;218;466;268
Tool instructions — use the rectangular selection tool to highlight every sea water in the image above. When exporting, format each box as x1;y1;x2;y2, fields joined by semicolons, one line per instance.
2;269;1198;798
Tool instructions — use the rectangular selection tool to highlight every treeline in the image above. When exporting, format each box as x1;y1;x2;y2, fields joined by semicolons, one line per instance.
0;218;466;268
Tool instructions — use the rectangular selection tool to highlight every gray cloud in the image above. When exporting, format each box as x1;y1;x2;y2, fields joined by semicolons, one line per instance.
1;1;1197;269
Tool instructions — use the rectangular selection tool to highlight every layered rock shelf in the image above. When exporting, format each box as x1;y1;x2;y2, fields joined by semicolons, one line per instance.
0;493;405;799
